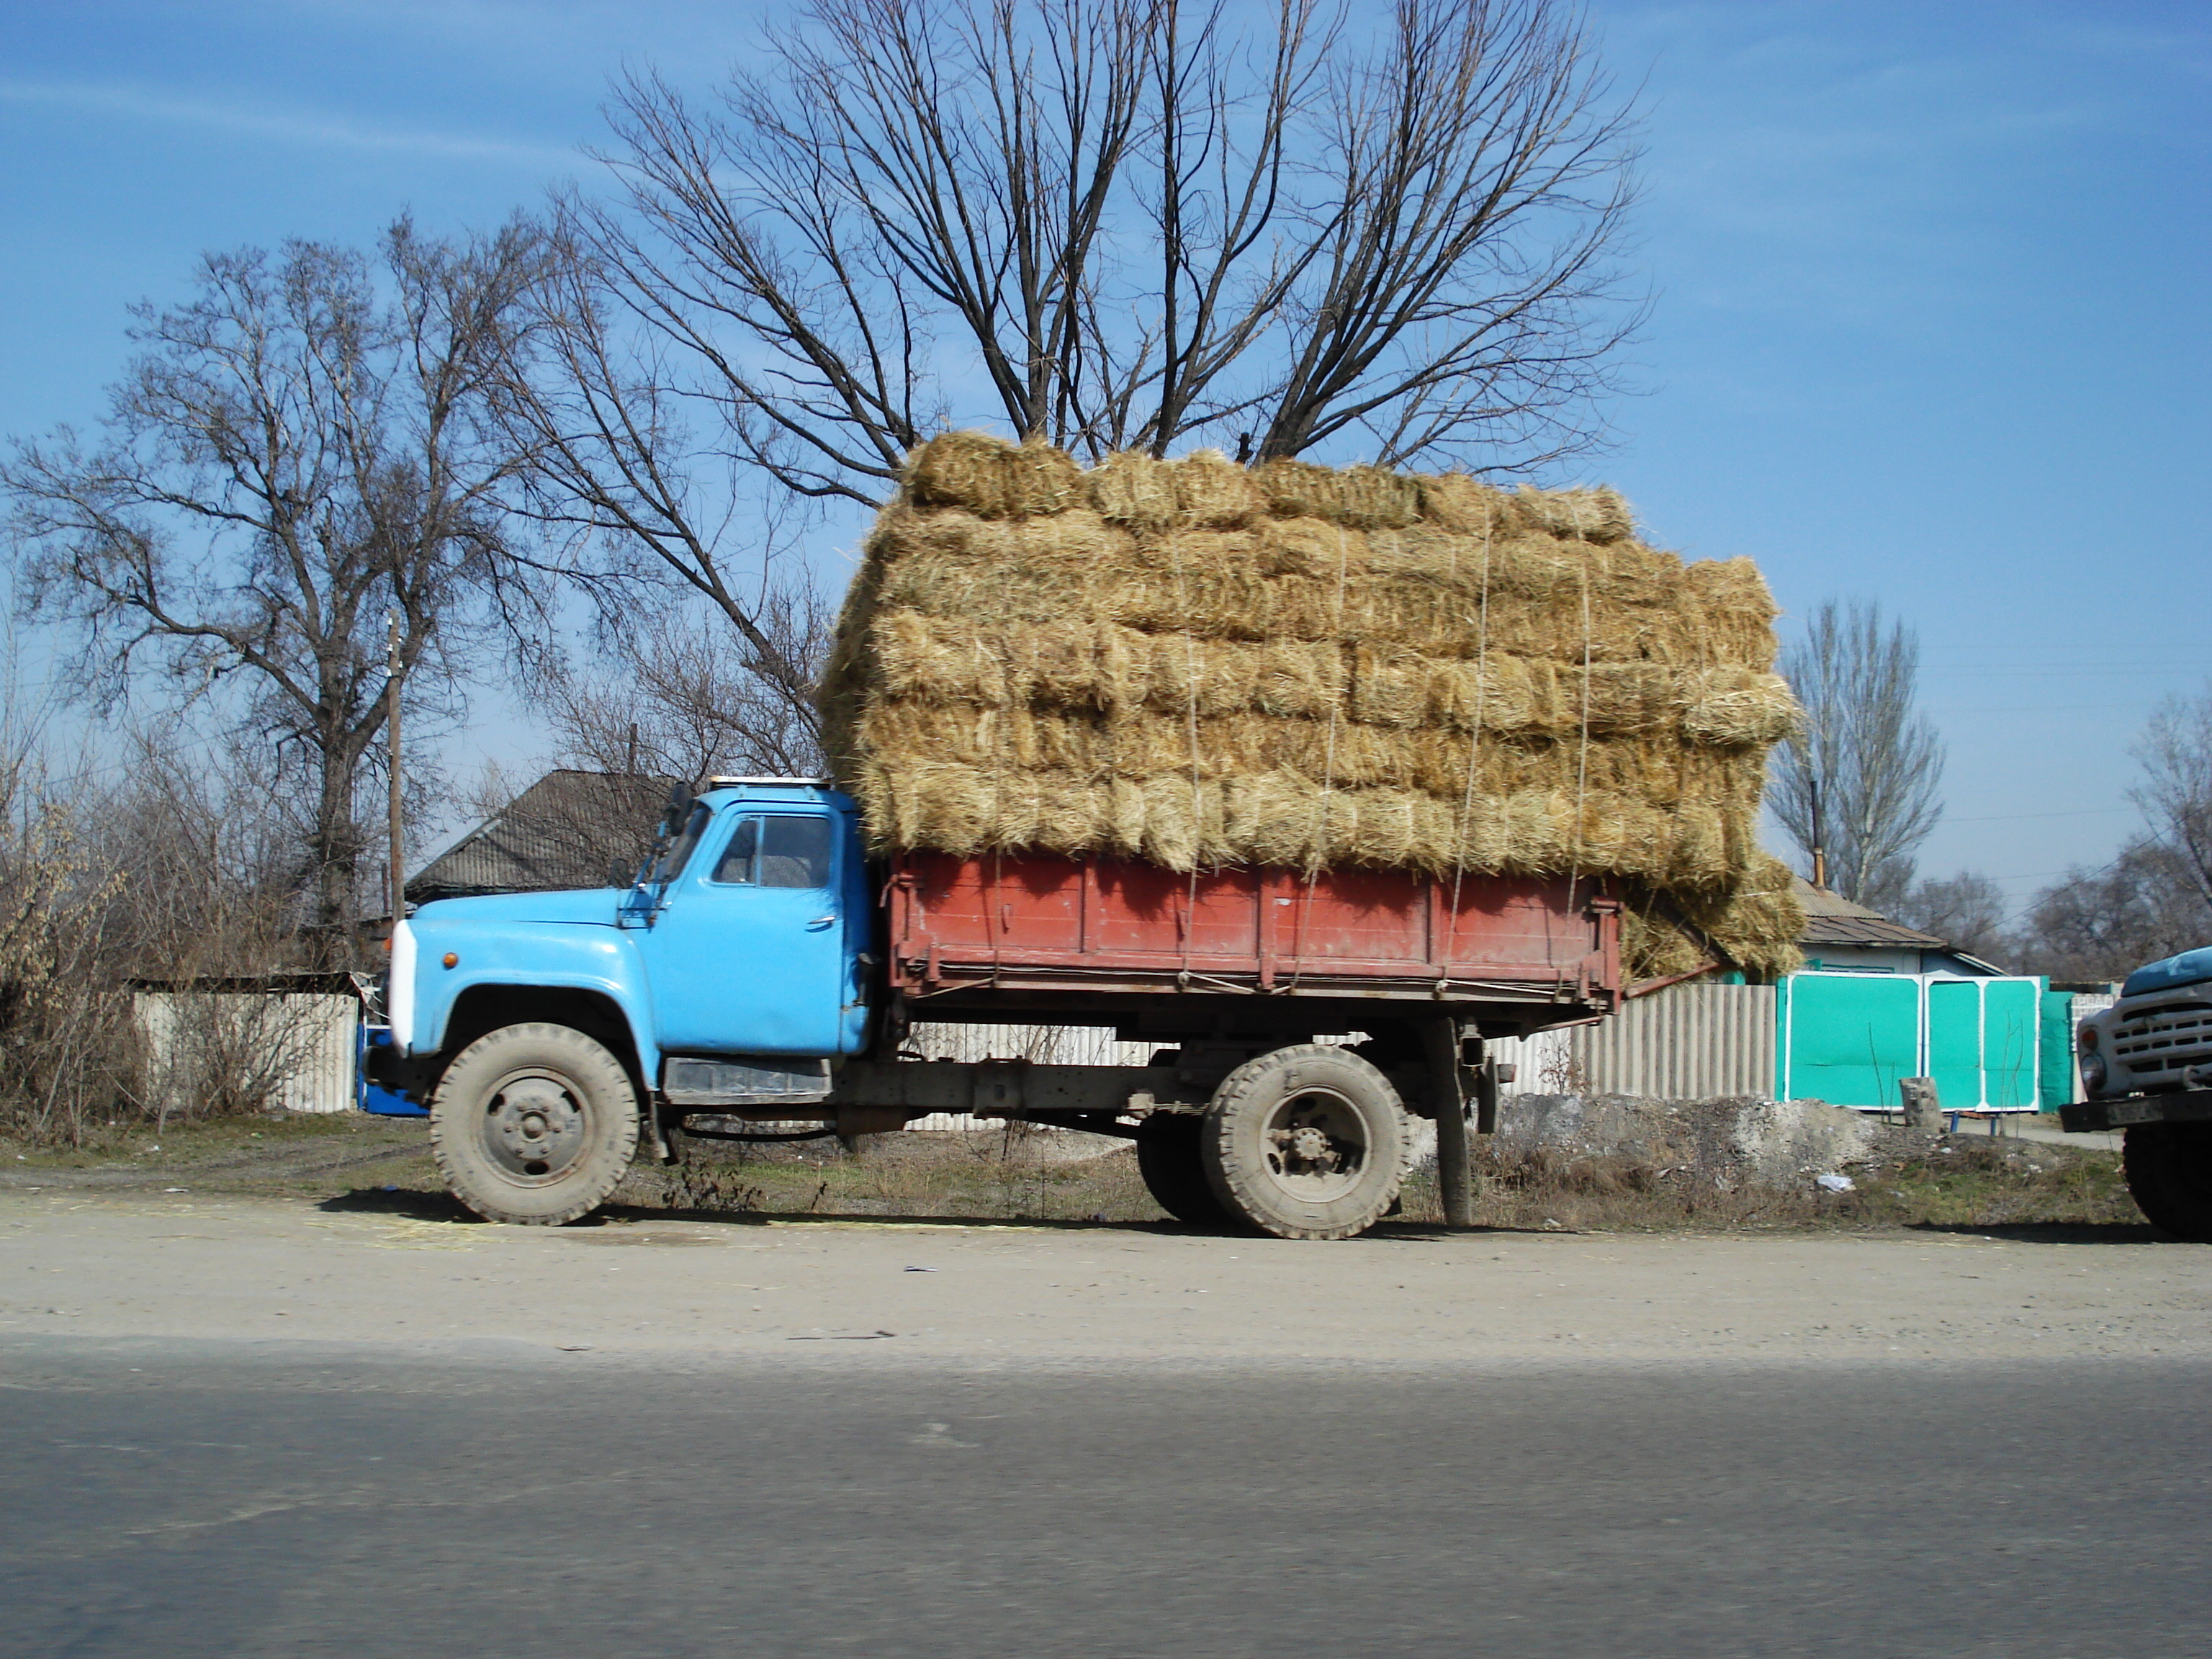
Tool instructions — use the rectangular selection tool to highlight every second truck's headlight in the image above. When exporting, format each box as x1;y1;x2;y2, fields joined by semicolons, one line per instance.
2080;1050;2108;1094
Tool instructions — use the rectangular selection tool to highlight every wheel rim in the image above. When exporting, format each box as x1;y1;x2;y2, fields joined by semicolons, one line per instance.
479;1068;593;1184
1256;1087;1369;1203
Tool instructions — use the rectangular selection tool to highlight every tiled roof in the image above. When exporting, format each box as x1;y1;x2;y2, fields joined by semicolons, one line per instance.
1791;876;1948;950
408;770;679;902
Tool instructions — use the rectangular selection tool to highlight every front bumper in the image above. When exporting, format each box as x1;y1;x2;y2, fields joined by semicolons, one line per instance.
2062;1091;2212;1132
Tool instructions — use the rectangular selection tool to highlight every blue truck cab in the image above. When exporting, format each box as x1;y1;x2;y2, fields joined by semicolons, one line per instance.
377;780;874;1223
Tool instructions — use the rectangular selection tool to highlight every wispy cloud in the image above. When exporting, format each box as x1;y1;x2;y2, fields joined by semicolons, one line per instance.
0;78;572;168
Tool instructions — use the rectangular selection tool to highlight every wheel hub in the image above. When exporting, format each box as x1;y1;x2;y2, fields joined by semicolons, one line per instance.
1272;1123;1342;1173
484;1076;588;1180
1260;1091;1366;1197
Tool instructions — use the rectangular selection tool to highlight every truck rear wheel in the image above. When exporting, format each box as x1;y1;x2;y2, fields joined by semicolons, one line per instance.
430;1022;641;1226
2123;1123;2212;1242
1201;1045;1410;1240
1136;1112;1233;1228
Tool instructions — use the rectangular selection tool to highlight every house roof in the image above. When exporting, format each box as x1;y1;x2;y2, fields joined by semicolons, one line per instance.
408;770;679;902
1791;876;1948;950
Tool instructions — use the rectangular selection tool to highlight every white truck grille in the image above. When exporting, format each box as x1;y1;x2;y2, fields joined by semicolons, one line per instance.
2114;1001;2212;1081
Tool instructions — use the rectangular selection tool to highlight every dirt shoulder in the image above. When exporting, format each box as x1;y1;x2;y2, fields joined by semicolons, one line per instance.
4;1179;2205;1369
1;1114;438;1199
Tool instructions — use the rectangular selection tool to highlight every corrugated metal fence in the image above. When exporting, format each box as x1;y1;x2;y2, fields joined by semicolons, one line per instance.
1491;983;1776;1099
134;991;361;1116
902;1022;1155;1130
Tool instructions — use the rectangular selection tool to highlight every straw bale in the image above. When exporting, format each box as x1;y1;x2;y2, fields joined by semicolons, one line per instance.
1414;473;1507;536
1684;558;1781;670
1673;853;1805;981
1086;451;1182;534
1253;459;1424;529
833;439;1802;977
1681;670;1799;748
904;431;1085;518
1170;450;1267;528
1505;485;1635;544
1620;907;1713;984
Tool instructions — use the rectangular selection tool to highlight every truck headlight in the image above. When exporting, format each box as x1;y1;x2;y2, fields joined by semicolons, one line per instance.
388;920;417;1054
2080;1050;2108;1094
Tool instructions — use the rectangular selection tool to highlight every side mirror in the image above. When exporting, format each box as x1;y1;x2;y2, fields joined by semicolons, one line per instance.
660;781;693;838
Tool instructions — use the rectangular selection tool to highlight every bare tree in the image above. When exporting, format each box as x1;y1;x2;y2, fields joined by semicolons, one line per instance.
0;659;330;1143
2130;685;2212;918
2012;840;2206;984
3;220;549;958
565;0;1639;510
1768;598;1944;910
544;590;833;787
492;213;826;757
1890;869;2010;963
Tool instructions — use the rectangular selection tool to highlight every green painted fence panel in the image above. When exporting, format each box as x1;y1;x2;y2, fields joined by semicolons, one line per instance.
1982;979;2041;1107
2039;987;2076;1108
1779;971;2048;1110
1779;974;1922;1106
1927;979;1985;1108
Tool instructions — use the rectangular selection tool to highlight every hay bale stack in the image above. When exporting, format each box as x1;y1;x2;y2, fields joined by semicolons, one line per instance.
822;433;1805;980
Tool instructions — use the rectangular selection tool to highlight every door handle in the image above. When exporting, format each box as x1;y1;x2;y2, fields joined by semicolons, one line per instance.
806;914;837;931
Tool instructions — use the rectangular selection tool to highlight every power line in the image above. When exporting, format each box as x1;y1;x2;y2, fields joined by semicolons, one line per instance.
1943;807;2134;824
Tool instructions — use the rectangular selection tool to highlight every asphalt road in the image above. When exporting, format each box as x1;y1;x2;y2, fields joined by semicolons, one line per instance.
4;1338;2206;1659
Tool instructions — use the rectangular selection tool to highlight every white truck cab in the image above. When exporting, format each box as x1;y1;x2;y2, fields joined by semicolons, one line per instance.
2067;945;2212;1240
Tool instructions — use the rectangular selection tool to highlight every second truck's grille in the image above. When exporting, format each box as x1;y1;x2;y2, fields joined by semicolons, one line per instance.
2116;1003;2212;1074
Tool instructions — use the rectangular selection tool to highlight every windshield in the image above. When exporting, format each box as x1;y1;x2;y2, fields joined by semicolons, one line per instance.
647;803;712;886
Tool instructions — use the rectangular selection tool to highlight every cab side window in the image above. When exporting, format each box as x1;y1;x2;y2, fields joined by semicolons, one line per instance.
711;817;758;884
710;814;832;890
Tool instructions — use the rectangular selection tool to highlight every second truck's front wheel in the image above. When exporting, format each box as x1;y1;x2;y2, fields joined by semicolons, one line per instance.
1201;1045;1410;1240
430;1022;641;1226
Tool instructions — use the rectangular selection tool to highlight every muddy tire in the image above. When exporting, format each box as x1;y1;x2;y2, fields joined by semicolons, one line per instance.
2123;1123;2212;1243
1136;1112;1233;1228
1200;1045;1410;1240
430;1022;641;1226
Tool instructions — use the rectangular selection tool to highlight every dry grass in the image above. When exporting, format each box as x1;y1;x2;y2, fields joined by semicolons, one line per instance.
1;1111;437;1195
823;433;1805;979
3;1117;2146;1239
1390;1133;2139;1233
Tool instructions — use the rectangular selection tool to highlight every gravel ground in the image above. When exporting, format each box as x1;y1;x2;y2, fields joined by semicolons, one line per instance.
3;1182;2204;1366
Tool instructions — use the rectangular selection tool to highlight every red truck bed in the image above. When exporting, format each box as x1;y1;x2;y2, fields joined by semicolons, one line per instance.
884;852;1619;1022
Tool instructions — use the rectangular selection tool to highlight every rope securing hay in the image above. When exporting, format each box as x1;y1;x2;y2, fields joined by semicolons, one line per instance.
823;433;1806;979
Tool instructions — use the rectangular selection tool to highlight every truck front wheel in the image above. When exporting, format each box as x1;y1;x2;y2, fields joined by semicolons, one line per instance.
2123;1122;2212;1242
430;1022;642;1226
1202;1045;1410;1240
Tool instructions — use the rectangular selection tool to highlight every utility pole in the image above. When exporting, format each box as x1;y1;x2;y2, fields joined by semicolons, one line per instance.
387;610;405;927
1808;776;1827;892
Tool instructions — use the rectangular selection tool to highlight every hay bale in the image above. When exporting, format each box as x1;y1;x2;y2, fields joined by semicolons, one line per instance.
1506;485;1635;544
1086;451;1181;534
904;431;1086;518
1170;450;1267;527
1413;473;1506;536
819;439;1804;977
1253;459;1424;529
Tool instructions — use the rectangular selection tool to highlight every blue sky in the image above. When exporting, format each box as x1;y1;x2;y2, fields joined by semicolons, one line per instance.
3;1;2208;914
